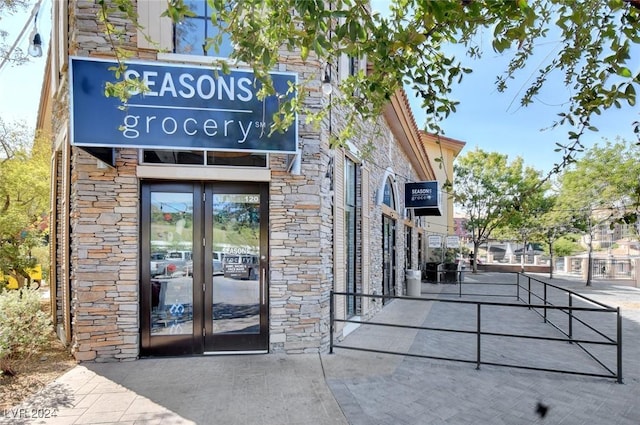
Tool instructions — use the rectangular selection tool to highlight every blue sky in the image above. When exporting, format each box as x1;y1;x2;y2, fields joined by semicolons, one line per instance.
0;1;50;129
1;1;637;175
370;0;639;174
409;41;639;175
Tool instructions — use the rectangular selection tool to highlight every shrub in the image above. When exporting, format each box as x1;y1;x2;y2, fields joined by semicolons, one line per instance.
0;289;52;376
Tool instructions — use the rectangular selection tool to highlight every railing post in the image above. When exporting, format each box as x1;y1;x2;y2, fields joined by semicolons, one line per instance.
528;276;531;309
516;273;520;302
568;293;573;342
459;272;462;298
543;283;548;323
476;303;481;370
329;290;334;354
617;307;623;383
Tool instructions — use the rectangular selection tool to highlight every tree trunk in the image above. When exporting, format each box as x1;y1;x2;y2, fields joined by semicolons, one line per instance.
548;238;554;279
472;242;479;273
586;237;593;286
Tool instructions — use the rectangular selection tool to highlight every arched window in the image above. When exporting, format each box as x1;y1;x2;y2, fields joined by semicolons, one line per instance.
382;176;396;209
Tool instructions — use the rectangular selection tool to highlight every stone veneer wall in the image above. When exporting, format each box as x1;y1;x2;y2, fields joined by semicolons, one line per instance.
51;1;139;362
267;56;334;353
57;0;424;359
53;150;65;331
330;108;419;304
69;148;140;361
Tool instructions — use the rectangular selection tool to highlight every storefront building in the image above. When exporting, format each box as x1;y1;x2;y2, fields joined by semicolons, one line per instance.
41;1;465;361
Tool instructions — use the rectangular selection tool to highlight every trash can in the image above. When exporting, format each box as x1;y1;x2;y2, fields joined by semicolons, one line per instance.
441;263;458;283
406;269;421;297
424;262;439;283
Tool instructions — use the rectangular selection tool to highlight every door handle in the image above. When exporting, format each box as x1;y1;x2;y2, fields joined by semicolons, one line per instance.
262;266;267;303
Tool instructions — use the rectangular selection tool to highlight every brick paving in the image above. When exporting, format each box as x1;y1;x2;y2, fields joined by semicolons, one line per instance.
3;272;638;424
324;272;640;425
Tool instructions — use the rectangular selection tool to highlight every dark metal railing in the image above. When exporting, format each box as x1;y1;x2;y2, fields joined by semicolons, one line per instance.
330;273;622;383
516;273;622;383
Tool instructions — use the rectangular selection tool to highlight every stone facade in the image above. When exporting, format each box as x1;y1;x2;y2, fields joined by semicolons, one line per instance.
47;1;454;361
68;149;140;361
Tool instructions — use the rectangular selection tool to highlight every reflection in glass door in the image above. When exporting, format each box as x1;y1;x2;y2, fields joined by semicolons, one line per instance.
149;192;195;336
206;188;268;352
141;182;268;356
141;183;201;356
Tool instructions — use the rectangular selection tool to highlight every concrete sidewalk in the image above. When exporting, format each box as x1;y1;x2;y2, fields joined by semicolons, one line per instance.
3;272;639;424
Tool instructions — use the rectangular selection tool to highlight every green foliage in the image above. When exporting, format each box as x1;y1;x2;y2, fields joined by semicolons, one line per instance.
546;234;582;257
172;1;639;152
0;288;52;376
96;0;640;159
454;148;541;270
552;138;639;282
0;119;50;285
557;138;640;233
495;168;551;244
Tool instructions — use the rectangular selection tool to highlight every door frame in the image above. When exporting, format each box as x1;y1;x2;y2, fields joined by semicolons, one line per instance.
140;181;269;356
382;213;397;303
203;183;269;353
140;182;203;356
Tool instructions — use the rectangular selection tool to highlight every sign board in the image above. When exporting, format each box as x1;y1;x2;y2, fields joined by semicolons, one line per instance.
445;235;460;249
69;57;298;153
404;181;442;216
428;235;442;248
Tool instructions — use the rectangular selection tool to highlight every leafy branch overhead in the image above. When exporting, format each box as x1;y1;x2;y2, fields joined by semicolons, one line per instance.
99;0;639;163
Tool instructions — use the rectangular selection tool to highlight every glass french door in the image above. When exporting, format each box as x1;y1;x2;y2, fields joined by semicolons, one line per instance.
382;215;396;304
140;182;268;356
204;186;268;352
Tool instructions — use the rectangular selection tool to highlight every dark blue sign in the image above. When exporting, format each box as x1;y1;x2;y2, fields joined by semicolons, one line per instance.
405;181;442;216
70;57;298;153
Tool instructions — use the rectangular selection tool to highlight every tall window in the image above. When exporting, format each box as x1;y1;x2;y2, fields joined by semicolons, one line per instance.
349;55;359;76
345;158;357;317
405;225;412;270
381;175;397;302
175;1;233;57
382;176;395;209
418;232;424;270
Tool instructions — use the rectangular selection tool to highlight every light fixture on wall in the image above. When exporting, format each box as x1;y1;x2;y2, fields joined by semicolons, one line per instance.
321;62;333;96
28;8;42;57
28;32;42;57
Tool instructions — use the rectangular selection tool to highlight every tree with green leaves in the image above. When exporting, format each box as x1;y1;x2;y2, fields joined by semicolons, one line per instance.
492;166;550;272
454;149;538;273
0;118;49;289
99;0;640;167
556;138;640;284
529;194;577;278
559;138;640;232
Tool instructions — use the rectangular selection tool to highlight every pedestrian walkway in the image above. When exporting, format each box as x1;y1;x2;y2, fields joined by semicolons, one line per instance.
324;272;640;424
3;272;639;424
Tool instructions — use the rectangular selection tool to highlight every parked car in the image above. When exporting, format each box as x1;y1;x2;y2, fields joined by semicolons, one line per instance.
223;254;259;280
212;251;224;275
150;252;167;277
151;251;193;277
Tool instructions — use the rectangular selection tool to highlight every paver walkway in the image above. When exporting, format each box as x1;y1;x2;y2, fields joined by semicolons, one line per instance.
4;272;639;424
323;272;640;424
